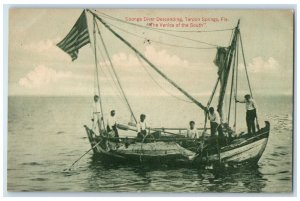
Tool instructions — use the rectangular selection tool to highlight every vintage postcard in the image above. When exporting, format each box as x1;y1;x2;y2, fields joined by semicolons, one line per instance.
7;8;293;193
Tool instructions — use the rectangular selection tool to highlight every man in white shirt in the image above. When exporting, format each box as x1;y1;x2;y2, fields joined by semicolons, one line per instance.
136;114;147;140
236;94;257;135
208;107;222;137
91;95;102;135
186;121;199;139
107;110;119;139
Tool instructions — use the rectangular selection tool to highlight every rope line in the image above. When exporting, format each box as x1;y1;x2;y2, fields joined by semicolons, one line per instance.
94;21;134;116
135;53;193;103
95;29;128;103
239;31;260;129
234;33;239;131
227;44;237;124
96;46;126;102
207;78;220;108
92;16;106;131
95;21;137;123
239;31;253;97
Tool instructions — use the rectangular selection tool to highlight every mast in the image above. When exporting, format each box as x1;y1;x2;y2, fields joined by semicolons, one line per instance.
217;20;240;121
88;9;207;111
91;14;106;130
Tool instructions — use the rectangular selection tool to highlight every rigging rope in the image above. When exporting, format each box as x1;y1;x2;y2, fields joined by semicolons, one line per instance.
95;20;138;124
227;44;237;124
239;32;253;97
135;53;193;103
234;34;239;131
106;21;217;50
94;19;133;122
93;10;234;33
228;29;234;47
206;78;220;108
93;66;97;96
95;29;129;103
96;46;125;102
92;16;106;131
91;10;222;47
239;31;260;130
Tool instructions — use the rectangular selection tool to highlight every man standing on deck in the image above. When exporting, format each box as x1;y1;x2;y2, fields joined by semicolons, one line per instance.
107;110;119;139
186;121;199;139
208;107;223;137
136;114;147;140
208;107;225;147
91;95;102;136
236;94;257;135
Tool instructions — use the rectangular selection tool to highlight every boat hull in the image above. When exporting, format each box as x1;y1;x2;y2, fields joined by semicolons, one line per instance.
203;134;269;165
84;121;270;166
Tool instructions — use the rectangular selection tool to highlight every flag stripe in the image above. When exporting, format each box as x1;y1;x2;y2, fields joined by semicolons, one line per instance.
56;11;90;61
65;37;90;53
59;29;89;50
58;28;88;48
57;27;78;47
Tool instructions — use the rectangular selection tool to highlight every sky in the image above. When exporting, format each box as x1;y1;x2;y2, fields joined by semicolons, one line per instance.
8;9;294;97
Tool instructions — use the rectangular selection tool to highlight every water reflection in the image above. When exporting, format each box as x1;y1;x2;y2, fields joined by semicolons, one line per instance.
203;165;266;192
86;155;267;192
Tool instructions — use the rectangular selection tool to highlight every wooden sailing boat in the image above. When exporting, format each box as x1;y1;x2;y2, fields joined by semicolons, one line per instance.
57;9;270;166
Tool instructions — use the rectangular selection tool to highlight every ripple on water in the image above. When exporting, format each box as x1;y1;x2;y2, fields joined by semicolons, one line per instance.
30;178;49;181
278;170;290;174
21;162;42;166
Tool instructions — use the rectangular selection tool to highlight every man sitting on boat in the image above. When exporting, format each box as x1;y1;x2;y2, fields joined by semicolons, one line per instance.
236;94;257;135
186;121;199;139
107;110;119;140
91;95;102;136
136;114;147;141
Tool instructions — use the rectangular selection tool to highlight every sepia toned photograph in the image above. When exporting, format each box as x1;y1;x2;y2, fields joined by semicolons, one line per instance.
7;8;293;193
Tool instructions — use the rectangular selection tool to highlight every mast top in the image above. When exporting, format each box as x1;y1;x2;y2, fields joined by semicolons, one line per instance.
236;19;240;29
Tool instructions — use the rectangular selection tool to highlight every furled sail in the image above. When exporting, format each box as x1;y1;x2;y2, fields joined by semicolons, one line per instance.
216;21;239;120
214;47;229;78
57;11;90;61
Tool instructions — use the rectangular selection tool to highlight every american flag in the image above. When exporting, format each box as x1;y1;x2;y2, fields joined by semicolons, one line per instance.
57;11;90;61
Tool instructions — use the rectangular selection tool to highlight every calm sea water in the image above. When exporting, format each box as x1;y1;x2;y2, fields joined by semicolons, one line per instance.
7;95;293;193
